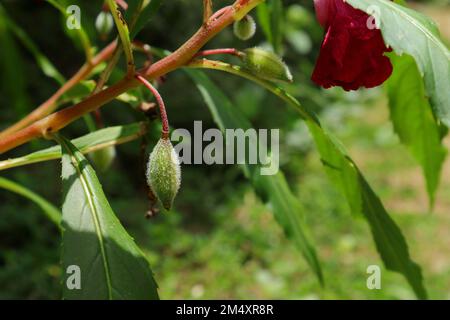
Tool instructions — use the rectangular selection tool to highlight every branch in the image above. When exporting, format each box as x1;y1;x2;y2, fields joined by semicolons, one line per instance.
0;0;264;155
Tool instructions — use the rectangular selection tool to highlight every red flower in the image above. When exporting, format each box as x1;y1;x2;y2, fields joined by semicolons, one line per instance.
311;0;393;91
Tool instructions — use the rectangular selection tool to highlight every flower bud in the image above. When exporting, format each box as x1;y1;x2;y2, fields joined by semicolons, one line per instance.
95;11;114;39
287;5;313;28
242;48;293;83
146;138;181;211
233;15;256;41
89;146;116;172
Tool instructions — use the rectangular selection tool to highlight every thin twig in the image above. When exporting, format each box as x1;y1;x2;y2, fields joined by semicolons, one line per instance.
135;75;169;138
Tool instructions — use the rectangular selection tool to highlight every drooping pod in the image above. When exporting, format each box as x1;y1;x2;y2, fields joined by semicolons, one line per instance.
241;47;293;83
233;15;256;41
146;138;181;211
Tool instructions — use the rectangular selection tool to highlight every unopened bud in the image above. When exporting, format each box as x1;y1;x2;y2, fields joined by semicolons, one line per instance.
89;146;116;172
242;48;293;83
146;138;181;211
233;15;256;41
95;11;114;39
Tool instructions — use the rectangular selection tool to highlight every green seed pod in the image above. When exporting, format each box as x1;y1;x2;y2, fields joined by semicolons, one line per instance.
233;15;256;41
95;11;114;39
242;48;293;83
146;138;181;211
89;146;116;172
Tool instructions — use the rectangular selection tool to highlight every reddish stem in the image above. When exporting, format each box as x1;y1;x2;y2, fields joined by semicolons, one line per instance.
194;48;243;59
135;75;169;139
209;6;229;22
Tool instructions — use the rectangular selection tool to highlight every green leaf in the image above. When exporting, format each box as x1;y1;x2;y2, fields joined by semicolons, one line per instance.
106;0;134;69
188;60;427;299
0;123;146;171
60;80;97;105
256;0;283;53
186;69;324;285
270;0;283;54
308;122;427;299
0;7;30;116
347;0;450;127
59;135;158;299
0;177;61;227
129;0;164;39
386;54;447;208
46;0;93;63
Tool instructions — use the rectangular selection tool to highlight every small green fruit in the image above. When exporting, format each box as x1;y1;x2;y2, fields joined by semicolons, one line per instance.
242;48;293;83
146;138;181;211
95;11;114;38
233;15;256;41
89;146;116;172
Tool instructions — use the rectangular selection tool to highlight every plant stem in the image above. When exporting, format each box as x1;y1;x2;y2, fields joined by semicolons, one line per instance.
0;123;147;171
115;0;128;10
136;75;169;138
141;5;235;79
0;40;117;139
132;41;154;70
0;0;263;155
93;45;122;94
194;48;244;59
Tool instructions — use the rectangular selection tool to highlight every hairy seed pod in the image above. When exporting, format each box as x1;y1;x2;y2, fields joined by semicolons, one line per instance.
89;146;116;172
95;11;114;39
146;138;181;211
242;48;293;83
233;15;256;41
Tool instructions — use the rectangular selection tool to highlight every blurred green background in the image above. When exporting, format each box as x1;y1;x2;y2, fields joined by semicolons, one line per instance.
0;0;450;299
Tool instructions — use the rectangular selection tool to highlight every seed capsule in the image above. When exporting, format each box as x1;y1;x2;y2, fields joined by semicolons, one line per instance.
95;11;114;39
242;48;293;83
146;138;181;211
233;15;256;41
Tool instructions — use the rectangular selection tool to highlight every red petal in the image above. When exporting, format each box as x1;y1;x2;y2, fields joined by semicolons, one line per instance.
312;0;393;91
314;0;335;28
